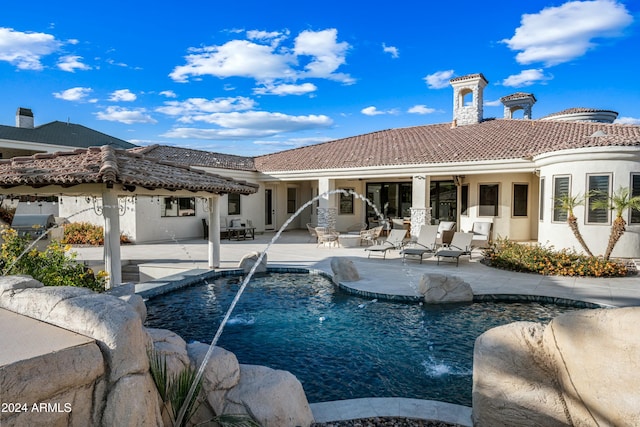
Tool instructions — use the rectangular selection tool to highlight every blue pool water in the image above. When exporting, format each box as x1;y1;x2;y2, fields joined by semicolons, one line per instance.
144;272;582;406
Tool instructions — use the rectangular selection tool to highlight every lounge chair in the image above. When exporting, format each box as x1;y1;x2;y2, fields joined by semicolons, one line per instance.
469;221;493;249
364;229;408;259
435;221;456;246
436;232;474;266
400;225;439;263
316;226;339;247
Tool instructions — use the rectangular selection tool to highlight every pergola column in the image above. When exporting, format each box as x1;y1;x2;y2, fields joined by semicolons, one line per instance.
208;195;220;268
410;174;432;238
317;178;337;228
102;189;122;288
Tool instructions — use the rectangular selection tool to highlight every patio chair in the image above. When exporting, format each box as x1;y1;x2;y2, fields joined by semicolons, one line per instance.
400;225;439;263
316;226;339;248
435;232;474;266
359;225;383;246
435;221;456;246
364;228;408;259
306;223;318;242
469;221;493;249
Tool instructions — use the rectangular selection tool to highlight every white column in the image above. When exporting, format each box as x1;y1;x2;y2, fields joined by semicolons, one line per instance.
317;178;337;228
102;189;122;288
410;175;431;238
208;195;220;268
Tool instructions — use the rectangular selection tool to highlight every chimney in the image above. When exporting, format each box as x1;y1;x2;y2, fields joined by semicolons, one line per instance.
16;107;34;128
449;73;488;126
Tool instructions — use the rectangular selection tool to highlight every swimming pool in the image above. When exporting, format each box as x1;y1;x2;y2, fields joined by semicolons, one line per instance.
144;272;584;406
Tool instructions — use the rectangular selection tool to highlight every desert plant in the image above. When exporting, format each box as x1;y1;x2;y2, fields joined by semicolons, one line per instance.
554;192;594;257
147;348;259;427
484;237;627;277
591;187;640;260
0;227;107;291
62;222;131;245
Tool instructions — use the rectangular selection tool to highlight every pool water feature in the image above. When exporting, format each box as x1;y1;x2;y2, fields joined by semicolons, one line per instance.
145;272;585;406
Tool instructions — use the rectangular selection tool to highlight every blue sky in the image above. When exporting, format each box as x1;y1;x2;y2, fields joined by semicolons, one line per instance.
1;0;638;156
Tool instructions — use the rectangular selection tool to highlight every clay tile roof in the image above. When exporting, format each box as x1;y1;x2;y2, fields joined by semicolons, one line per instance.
500;92;537;102
541;107;619;119
254;119;640;172
0;145;258;194
449;73;488;84
129;144;256;171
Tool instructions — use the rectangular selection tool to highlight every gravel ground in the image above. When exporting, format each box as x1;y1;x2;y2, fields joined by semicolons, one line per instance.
311;417;461;427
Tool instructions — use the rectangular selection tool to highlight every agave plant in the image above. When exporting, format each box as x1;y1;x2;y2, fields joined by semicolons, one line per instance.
591;187;640;260
147;347;260;427
554;192;594;257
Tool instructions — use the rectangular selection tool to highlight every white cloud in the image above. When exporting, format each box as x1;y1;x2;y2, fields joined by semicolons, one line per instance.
502;0;633;67
0;27;61;70
382;43;399;58
170;28;353;86
294;28;353;83
156;97;256;119
253;136;331;148
95;106;157;124
53;86;93;101
424;70;455;89
57;55;90;72
253;82;317;96
161;111;332;140
484;99;504;107
615;116;640;125
501;69;553;87
407;105;436;114
361;106;384;116
159;90;177;98
109;89;137;102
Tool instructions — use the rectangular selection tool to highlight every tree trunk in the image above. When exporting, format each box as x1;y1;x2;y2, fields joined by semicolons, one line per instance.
567;213;594;257
604;217;626;260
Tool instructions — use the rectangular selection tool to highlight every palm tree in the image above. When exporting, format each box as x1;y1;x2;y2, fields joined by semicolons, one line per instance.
592;187;640;260
555;193;594;257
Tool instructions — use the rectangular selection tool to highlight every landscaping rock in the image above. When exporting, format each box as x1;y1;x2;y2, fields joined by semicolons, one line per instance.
0;275;43;294
147;328;191;377
239;251;267;273
331;257;360;282
120;293;147;323
224;364;314;427
418;274;473;303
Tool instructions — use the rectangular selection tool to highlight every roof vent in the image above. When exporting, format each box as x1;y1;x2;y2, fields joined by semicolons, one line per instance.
16;107;34;129
590;130;608;137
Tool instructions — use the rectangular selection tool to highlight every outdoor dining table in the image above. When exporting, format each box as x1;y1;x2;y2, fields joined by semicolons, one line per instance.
227;226;256;240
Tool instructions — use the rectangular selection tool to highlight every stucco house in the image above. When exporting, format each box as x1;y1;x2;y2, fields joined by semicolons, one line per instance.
1;73;639;258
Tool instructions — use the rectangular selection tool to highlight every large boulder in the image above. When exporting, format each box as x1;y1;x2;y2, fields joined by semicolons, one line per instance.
238;251;267;273
418;273;473;303
331;257;360;282
224;364;314;427
473;307;640;427
147;328;191;377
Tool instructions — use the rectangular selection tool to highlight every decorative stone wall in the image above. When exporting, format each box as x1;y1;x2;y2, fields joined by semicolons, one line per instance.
317;207;337;229
410;207;431;238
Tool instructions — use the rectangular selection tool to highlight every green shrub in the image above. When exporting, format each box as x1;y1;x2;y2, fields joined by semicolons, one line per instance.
0;227;107;291
483;237;628;277
62;222;131;245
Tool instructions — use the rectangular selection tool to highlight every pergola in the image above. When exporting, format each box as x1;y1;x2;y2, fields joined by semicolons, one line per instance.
0;145;258;287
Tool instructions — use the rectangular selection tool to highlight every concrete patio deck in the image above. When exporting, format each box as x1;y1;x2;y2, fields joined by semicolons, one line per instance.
66;230;640;425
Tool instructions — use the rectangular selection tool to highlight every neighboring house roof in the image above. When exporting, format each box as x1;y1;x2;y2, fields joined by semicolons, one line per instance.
0;145;258;194
541;107;619;119
131;144;256;171
0;121;136;149
254;119;640;172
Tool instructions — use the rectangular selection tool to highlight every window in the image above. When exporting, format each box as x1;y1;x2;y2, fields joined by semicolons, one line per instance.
479;184;499;216
366;182;412;219
587;174;610;224
162;197;195;217
513;184;528;217
632;174;640;224
553;176;570;222
339;189;354;214
287;187;297;214
430;180;457;221
460;184;469;216
539;177;545;221
228;193;241;215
